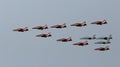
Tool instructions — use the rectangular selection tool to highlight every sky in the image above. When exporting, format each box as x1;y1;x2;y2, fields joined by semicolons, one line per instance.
0;0;120;67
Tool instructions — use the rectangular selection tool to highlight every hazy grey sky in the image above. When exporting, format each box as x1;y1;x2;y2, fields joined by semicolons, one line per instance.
0;0;120;67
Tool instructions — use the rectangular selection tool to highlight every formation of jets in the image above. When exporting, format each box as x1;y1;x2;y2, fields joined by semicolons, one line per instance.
13;19;107;32
80;35;112;51
13;19;112;51
80;35;112;43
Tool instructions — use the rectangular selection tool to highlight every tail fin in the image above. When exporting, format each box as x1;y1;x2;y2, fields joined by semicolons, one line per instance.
45;24;47;26
93;34;96;39
24;27;28;29
109;34;112;39
107;38;110;42
82;21;86;24
63;23;66;27
105;46;109;48
63;23;66;25
48;32;51;34
85;41;88;43
105;46;110;50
